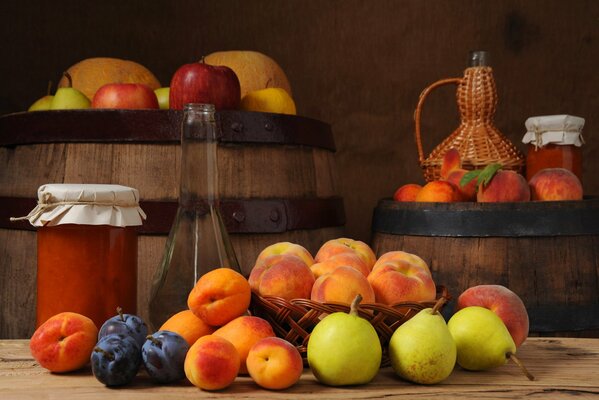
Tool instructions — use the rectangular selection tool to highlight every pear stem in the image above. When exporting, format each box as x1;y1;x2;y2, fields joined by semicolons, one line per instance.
507;352;535;381
431;296;447;315
349;294;363;316
46;81;53;96
63;72;73;88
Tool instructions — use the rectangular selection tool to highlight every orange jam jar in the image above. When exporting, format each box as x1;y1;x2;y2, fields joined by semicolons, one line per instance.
522;115;585;181
22;184;146;328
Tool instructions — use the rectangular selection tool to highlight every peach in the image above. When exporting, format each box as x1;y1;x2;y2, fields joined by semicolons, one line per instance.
315;238;376;271
393;183;423;202
254;241;314;268
477;170;530;202
415;180;461;202
248;254;315;300
246;337;303;390
440;148;462;179
367;259;436;305
373;250;431;276
30;312;98;373
184;335;240;391
213;316;275;374
311;266;375;304
160;310;216;346
446;168;478;201
529;168;583;201
310;252;370;279
457;285;529;347
188;268;251;327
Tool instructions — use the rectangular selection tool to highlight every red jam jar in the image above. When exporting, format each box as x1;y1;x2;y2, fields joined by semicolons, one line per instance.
522;115;585;181
22;184;146;328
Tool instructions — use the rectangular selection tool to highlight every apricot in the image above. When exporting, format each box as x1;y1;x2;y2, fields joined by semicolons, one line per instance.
393;183;423;202
254;241;314;268
213;316;275;374
184;335;240;390
310;252;370;279
246;337;303;390
30;312;98;373
160;310;216;346
415;180;461;202
367;259;436;305
529;168;583;201
187;268;251;327
477;170;530;202
249;254;315;300
311;266;376;305
315;238;376;271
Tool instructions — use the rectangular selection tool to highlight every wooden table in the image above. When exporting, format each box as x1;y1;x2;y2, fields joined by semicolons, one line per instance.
1;338;598;399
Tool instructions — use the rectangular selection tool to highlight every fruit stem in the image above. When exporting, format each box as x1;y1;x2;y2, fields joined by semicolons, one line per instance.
116;306;125;322
46;81;53;96
507;352;535;381
349;294;363;316
431;296;447;315
94;347;115;361
146;335;162;348
63;72;73;88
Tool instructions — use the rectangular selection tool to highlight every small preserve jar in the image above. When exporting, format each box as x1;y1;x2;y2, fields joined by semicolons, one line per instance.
522;115;585;181
18;184;146;328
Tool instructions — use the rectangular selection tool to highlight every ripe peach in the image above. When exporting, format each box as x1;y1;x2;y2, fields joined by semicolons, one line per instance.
246;337;303;390
213;316;275;374
248;254;315;300
457;285;529;347
477;170;530;202
529;168;583;201
311;266;375;305
30;312;98;373
440;148;462;179
415;180;461;202
310;252;370;279
160;310;216;346
446;169;478;201
254;241;314;268
393;183;423;202
373;251;431;276
188;268;251;327
315;238;376;271
184;335;240;391
367;259;436;305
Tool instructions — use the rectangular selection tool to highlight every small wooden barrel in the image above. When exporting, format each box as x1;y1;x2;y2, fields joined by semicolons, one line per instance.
0;110;345;338
371;198;599;337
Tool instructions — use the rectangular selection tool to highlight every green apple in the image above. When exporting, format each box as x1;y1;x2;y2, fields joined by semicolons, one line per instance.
154;87;170;109
307;295;381;386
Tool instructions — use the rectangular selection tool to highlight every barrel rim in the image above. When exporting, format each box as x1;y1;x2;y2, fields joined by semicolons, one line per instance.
0;109;336;151
372;197;599;237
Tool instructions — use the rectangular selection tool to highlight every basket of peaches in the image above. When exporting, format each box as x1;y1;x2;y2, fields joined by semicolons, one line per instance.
248;238;448;367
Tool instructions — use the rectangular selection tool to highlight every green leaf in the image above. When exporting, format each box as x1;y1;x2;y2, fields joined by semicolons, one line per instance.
460;170;481;188
478;163;503;188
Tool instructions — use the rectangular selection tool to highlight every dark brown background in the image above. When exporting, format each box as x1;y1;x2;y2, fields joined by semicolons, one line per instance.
2;0;598;241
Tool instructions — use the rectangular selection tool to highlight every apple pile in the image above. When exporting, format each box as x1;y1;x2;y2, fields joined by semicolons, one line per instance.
394;148;584;203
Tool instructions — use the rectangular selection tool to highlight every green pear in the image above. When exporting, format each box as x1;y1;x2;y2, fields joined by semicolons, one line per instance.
154;87;170;109
389;299;456;384
28;95;54;111
50;72;90;110
448;306;534;380
307;294;381;386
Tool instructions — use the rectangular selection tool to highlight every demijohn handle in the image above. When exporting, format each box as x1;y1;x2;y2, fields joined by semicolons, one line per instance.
413;77;463;164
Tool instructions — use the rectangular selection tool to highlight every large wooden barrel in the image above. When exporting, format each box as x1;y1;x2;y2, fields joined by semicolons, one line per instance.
371;198;599;337
0;110;345;338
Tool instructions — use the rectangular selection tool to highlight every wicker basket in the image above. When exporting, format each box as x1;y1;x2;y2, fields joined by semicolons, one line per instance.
414;66;524;182
250;286;449;367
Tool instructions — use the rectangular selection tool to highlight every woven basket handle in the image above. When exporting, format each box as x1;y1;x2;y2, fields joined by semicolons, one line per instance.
414;78;463;163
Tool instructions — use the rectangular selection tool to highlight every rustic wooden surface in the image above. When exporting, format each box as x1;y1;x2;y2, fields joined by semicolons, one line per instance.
1;338;598;399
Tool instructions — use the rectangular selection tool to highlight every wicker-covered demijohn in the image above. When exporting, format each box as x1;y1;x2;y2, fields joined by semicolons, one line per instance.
250;286;449;367
414;66;524;182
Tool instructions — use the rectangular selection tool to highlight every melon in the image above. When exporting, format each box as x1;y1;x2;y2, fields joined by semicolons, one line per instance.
57;57;161;100
203;51;292;98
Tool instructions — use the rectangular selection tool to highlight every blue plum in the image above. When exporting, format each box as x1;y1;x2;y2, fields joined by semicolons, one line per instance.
91;334;141;386
98;307;148;347
142;330;190;384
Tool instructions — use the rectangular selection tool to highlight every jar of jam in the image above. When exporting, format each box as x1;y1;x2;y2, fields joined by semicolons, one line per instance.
522;115;585;181
18;184;146;328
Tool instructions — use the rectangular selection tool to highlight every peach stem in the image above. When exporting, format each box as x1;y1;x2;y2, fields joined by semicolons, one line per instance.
349;294;363;316
507;352;535;381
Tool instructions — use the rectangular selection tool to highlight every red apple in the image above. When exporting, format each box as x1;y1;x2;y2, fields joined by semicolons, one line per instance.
91;83;159;109
169;61;241;110
457;284;529;347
